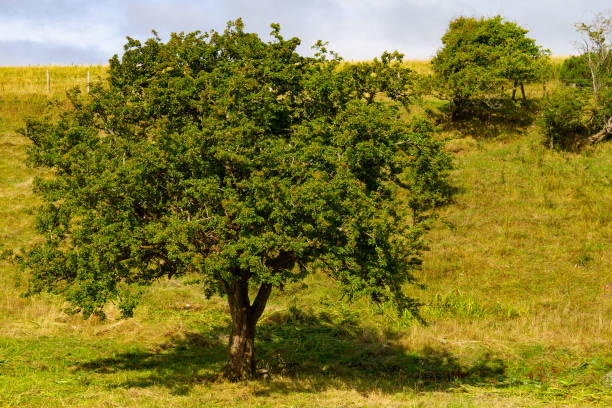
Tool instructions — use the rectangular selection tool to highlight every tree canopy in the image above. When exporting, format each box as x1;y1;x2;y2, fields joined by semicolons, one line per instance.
432;15;550;117
15;20;451;380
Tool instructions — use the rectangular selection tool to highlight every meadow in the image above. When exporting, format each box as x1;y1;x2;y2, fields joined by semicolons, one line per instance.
0;64;611;407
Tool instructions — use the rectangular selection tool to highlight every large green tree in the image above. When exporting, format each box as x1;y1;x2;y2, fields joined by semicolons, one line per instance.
15;21;451;380
432;15;550;118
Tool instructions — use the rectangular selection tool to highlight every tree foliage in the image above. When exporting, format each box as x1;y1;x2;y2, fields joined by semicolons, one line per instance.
559;54;592;87
15;20;451;380
432;15;550;117
340;51;425;109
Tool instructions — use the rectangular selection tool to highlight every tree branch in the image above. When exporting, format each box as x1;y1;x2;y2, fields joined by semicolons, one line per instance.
215;272;230;294
250;283;272;322
588;115;612;144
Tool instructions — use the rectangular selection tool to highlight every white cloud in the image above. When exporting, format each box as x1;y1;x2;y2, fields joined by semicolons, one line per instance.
0;18;124;55
0;0;610;64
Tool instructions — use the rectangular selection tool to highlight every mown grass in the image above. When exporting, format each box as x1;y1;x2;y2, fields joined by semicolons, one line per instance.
0;65;611;407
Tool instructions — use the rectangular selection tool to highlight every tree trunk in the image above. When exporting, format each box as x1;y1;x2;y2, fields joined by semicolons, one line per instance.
225;304;257;381
520;82;526;101
450;97;462;121
221;274;272;381
511;80;517;101
588;54;600;103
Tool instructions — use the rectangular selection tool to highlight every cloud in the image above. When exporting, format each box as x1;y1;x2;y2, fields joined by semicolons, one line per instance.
0;41;108;66
0;18;124;57
0;0;610;64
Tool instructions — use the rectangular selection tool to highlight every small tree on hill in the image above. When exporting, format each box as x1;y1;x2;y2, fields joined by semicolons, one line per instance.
540;11;612;149
432;15;549;118
15;21;451;380
576;12;612;102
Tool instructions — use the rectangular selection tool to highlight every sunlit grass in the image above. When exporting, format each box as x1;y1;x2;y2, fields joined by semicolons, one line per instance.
0;65;108;95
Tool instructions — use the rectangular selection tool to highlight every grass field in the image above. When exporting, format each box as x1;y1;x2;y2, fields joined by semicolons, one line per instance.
0;66;107;95
0;65;611;407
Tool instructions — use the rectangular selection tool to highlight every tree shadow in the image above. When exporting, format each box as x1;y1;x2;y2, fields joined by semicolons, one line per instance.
254;306;506;395
437;98;539;139
76;307;506;396
77;330;227;395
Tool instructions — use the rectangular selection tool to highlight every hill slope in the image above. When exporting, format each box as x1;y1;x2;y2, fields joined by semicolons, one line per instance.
0;66;610;407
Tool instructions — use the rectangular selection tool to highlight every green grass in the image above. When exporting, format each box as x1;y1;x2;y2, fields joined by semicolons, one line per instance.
0;66;611;407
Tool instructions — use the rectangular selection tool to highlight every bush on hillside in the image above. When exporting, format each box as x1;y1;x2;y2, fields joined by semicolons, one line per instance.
588;87;612;130
559;53;612;90
539;87;589;149
559;55;592;87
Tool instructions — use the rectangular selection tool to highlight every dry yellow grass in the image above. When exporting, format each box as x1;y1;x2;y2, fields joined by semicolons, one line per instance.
0;65;108;95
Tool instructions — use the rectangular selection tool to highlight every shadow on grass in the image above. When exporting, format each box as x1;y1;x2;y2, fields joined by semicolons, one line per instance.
77;307;506;395
437;98;539;139
78;331;227;395
255;306;506;395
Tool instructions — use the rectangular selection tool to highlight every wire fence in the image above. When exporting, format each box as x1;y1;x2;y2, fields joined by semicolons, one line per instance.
0;66;594;97
0;67;108;96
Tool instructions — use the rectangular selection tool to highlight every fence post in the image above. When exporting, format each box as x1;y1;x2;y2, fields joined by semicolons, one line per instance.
87;70;90;94
46;69;50;93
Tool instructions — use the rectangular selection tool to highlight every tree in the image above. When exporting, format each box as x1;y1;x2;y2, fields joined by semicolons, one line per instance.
340;50;425;109
432;15;549;118
576;12;612;102
14;20;451;381
559;12;612;144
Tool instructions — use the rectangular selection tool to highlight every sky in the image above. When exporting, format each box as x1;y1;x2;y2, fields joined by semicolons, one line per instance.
0;0;610;65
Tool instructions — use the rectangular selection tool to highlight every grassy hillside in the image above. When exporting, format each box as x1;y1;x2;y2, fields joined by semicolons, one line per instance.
0;66;107;95
0;66;611;407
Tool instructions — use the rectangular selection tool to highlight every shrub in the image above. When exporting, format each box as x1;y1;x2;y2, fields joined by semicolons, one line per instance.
539;87;589;149
559;55;592;87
